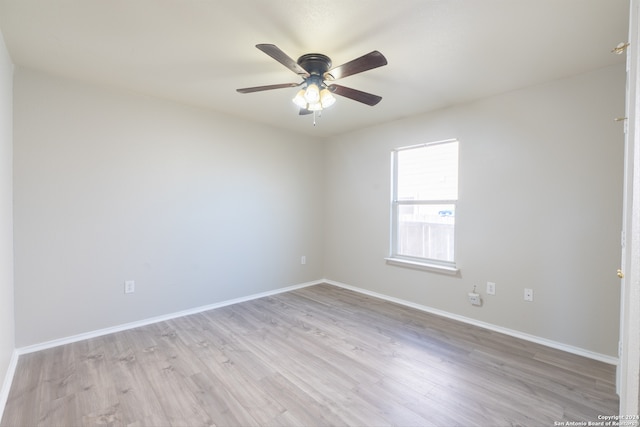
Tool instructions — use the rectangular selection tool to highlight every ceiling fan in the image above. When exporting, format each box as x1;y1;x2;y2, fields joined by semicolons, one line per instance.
236;44;388;117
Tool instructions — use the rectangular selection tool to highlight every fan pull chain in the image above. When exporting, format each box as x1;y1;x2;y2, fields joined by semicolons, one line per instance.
312;110;323;127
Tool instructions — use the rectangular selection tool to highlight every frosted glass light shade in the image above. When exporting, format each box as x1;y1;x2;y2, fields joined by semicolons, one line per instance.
304;84;320;103
292;89;307;108
320;89;336;108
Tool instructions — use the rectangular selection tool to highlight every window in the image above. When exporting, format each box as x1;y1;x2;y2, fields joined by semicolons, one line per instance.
388;139;459;272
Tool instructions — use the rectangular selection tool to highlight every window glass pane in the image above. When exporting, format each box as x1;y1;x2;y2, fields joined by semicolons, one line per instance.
397;204;455;262
397;142;458;201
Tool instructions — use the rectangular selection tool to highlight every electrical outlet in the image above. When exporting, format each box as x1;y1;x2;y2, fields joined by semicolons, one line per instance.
486;281;496;295
524;288;533;302
468;292;482;306
300;256;306;265
124;280;135;294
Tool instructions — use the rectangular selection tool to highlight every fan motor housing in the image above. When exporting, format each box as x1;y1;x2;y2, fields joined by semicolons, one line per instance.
297;53;332;76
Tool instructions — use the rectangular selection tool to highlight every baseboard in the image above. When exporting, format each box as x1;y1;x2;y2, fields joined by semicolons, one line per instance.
323;279;619;366
13;276;618;364
0;349;19;423
17;279;323;356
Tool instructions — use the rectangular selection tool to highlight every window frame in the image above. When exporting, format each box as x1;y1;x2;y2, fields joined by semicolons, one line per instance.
387;139;460;274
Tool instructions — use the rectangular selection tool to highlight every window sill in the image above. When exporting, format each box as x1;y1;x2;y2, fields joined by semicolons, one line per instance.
385;257;460;275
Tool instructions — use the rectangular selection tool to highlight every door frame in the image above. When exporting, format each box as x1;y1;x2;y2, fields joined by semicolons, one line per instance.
619;0;640;417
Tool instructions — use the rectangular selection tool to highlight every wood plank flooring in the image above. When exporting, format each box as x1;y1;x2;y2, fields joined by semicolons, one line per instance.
1;284;619;426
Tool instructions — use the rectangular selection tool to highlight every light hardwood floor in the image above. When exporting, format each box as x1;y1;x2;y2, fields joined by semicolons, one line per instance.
1;284;618;426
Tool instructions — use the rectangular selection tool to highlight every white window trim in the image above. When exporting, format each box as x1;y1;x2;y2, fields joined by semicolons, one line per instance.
388;139;460;274
384;256;460;274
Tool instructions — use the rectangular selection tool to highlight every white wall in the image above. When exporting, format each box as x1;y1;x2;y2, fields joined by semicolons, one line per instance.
13;69;325;347
324;64;626;357
11;62;626;357
0;30;14;399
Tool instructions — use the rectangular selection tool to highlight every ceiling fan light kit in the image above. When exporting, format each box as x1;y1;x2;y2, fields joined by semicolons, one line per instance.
237;44;387;124
292;79;336;111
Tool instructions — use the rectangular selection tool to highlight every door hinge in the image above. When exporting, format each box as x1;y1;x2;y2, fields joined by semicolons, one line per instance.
612;42;630;55
615;117;628;133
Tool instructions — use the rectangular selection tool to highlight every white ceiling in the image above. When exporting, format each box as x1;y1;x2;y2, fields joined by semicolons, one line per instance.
0;0;630;137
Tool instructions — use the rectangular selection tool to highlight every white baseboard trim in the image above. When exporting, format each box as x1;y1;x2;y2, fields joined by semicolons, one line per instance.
323;279;619;366
17;279;323;356
0;349;19;423
13;276;618;365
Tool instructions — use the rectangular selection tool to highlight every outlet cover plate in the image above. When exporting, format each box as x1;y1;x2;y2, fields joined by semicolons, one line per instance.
486;282;496;295
124;280;135;294
468;292;482;306
524;288;533;302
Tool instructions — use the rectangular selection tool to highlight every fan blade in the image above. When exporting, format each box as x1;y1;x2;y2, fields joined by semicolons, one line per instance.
256;44;310;77
329;84;382;106
236;82;301;93
324;51;387;81
299;108;313;115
